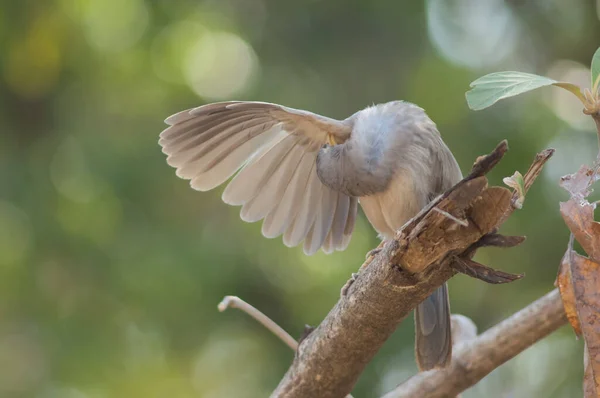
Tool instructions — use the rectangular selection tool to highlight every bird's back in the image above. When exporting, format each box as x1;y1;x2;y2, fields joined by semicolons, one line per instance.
317;101;462;237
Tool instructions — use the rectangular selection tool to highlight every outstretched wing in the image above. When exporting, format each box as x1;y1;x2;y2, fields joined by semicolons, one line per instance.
159;101;357;255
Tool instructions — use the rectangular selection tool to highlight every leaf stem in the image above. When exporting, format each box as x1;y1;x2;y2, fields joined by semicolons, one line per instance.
593;114;600;163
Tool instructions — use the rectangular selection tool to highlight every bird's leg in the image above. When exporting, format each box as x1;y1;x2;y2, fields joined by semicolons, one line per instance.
341;241;386;297
340;273;360;297
298;324;316;345
365;247;382;259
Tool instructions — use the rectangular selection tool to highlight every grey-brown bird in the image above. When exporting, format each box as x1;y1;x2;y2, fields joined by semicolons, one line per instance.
158;100;462;370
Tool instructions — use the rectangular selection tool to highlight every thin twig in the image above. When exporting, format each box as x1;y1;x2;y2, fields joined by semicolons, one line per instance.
522;148;555;193
218;296;357;398
218;295;298;351
381;289;567;398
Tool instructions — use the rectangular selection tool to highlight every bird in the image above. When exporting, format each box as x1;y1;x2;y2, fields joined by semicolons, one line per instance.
158;100;463;371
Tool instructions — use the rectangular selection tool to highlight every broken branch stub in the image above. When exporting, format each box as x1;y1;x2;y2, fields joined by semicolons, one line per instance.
272;141;553;398
394;141;551;281
466;233;526;252
452;256;523;284
394;176;490;273
392;141;512;274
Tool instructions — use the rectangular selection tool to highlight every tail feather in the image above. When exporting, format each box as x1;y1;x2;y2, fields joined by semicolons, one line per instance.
415;283;452;371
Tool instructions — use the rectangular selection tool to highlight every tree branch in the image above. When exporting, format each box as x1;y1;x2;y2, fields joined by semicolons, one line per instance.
271;142;553;398
382;289;568;398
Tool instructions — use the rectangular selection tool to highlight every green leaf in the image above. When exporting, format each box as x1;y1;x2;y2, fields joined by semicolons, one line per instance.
592;47;600;91
503;171;525;209
466;71;584;111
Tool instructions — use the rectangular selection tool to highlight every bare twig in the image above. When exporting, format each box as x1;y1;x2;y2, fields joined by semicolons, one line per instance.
218;295;298;351
219;296;356;398
451;256;524;284
522;148;555;193
382;289;568;398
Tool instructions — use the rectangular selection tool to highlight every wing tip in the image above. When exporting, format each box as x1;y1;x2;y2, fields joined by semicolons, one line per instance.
164;109;194;125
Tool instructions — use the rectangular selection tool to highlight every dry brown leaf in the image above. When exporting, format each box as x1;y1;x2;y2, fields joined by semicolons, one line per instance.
560;200;600;262
559;161;600;397
559;164;597;199
556;248;582;336
584;344;597;398
569;252;600;397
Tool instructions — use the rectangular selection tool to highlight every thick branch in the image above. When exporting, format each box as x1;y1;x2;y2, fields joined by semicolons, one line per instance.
271;239;457;398
271;143;551;398
271;142;553;398
382;289;568;398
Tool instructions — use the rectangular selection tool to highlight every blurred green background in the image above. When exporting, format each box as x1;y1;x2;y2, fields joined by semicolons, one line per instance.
1;0;599;397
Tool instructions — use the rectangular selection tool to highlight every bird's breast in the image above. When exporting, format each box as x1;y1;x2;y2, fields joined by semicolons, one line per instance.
358;169;425;240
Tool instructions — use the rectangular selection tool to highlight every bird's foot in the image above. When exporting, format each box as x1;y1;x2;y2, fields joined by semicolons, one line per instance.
340;272;359;297
365;248;382;260
298;324;316;345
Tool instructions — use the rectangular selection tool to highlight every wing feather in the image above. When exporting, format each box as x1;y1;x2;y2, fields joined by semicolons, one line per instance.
260;151;314;238
283;164;323;248
340;197;358;250
169;117;276;170
330;192;349;250
222;134;301;206
159;101;356;254
239;137;304;222
322;230;334;254
303;186;336;255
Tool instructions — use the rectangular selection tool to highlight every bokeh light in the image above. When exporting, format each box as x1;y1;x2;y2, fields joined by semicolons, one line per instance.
3;13;62;99
0;202;32;268
184;31;259;100
0;328;47;395
151;22;208;86
545;60;596;131
426;0;519;69
81;0;149;53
